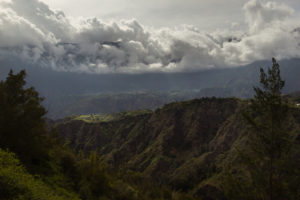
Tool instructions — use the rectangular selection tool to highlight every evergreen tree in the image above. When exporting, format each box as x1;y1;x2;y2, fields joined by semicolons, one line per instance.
226;58;299;200
244;58;292;199
0;70;49;168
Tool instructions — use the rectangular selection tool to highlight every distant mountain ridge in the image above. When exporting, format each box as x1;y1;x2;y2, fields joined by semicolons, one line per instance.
1;58;300;119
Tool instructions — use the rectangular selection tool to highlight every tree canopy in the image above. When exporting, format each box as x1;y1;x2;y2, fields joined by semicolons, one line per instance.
0;70;49;168
223;58;300;200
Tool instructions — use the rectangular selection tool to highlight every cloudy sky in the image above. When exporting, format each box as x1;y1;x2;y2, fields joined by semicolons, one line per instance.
40;0;300;30
0;0;300;73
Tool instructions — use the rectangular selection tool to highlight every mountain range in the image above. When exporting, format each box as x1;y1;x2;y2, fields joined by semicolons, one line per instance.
1;58;300;119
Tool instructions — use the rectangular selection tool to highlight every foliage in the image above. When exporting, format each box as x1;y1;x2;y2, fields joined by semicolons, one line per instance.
222;58;300;200
56;97;241;199
0;70;133;200
0;148;79;200
0;69;204;200
71;109;152;123
2;67;300;200
0;70;49;169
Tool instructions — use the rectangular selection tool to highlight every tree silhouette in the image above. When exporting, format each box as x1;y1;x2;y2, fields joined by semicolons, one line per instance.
0;70;49;168
240;58;297;200
222;58;300;200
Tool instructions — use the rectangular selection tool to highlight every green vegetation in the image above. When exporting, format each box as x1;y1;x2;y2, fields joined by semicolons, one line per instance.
0;70;49;170
55;59;300;200
220;59;300;200
0;70;197;200
1;59;300;200
0;149;79;200
56;97;241;199
70;109;152;123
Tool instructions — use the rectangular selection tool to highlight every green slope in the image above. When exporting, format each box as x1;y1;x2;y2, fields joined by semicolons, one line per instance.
55;98;241;196
0;149;80;200
55;97;300;199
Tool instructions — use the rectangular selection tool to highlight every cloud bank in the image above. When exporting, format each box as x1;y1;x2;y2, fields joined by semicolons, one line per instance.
0;0;299;73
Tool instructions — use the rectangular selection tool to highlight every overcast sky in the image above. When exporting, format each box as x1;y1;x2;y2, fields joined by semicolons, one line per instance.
40;0;300;30
0;0;300;73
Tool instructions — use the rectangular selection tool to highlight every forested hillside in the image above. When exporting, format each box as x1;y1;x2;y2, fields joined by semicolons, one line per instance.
55;98;240;197
1;59;300;200
55;95;300;199
54;59;300;199
0;70;194;200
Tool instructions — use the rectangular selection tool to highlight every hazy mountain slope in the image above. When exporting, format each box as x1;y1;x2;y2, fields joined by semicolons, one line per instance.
1;58;300;119
42;58;300;119
46;92;188;119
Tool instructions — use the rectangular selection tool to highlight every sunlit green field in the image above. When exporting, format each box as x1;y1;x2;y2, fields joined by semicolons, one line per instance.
72;109;153;123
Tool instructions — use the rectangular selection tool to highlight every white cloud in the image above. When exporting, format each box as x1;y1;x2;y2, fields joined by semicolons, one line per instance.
244;0;294;33
0;0;299;73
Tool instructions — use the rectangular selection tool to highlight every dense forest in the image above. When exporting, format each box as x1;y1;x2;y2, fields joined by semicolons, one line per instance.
1;59;300;200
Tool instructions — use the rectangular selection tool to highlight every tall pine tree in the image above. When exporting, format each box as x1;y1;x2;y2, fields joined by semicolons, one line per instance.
243;58;292;200
0;70;49;169
223;58;300;200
